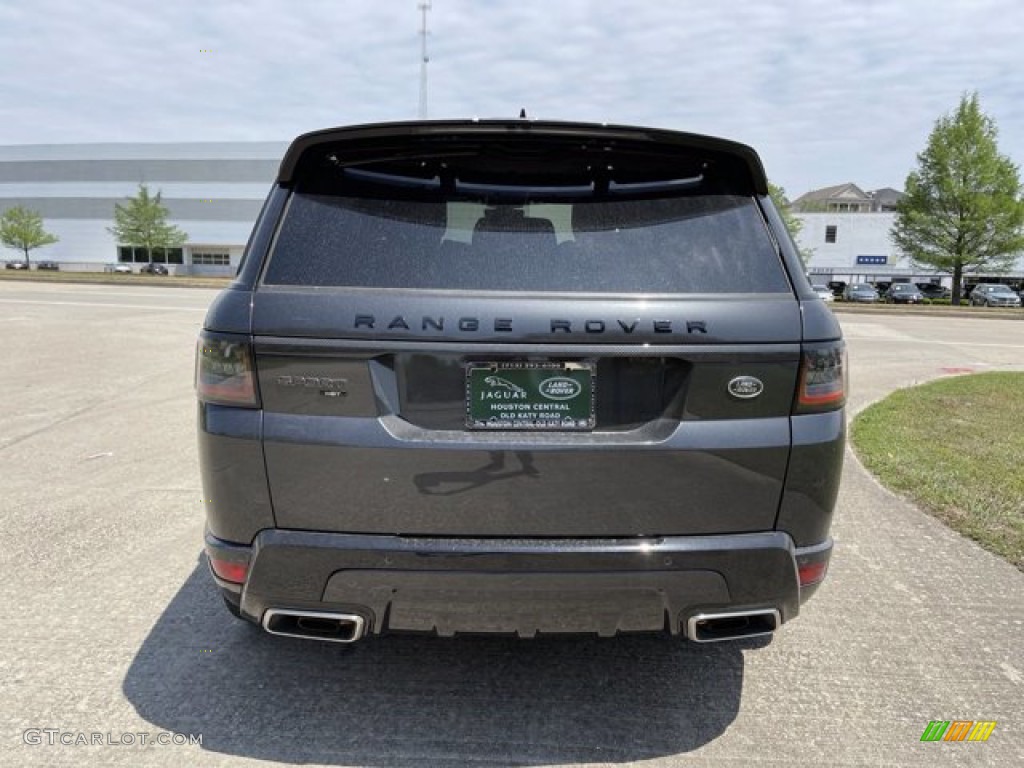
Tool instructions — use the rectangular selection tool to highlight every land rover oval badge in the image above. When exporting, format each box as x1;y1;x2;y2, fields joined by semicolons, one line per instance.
728;376;764;400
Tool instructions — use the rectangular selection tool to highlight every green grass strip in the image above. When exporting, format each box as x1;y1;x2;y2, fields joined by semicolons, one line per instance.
851;372;1024;570
0;271;230;289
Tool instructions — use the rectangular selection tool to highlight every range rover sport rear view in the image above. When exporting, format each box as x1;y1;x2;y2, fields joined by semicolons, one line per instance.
197;119;845;644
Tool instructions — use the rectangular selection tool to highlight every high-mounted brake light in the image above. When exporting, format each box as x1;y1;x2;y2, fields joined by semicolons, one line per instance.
196;333;259;407
795;342;847;414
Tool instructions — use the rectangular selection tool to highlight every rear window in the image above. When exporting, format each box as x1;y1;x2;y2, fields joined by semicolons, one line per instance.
263;192;790;294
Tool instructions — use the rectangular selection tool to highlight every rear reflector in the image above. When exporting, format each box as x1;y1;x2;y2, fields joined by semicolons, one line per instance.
798;561;828;587
795;342;847;413
196;333;259;407
209;557;248;584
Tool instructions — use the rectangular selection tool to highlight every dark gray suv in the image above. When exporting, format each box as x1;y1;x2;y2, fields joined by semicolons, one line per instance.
197;119;845;644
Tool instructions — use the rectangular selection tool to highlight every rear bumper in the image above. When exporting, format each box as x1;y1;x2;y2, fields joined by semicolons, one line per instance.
206;529;832;638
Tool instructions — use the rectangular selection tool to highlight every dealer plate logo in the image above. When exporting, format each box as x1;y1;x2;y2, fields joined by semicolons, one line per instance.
482;376;527;398
539;376;583;401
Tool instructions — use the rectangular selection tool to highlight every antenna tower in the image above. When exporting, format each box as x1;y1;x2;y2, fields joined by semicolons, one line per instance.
418;2;432;119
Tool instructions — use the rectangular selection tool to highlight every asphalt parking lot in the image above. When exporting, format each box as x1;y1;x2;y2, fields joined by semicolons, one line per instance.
1;281;1022;767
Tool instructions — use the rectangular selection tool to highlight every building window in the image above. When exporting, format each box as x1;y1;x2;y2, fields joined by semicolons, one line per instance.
825;225;838;244
118;246;183;264
192;251;231;266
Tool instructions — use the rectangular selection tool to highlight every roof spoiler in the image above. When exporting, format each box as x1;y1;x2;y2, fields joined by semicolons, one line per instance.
275;119;769;196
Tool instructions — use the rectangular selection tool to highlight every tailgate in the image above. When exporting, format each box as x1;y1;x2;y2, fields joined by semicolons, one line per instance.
253;292;801;537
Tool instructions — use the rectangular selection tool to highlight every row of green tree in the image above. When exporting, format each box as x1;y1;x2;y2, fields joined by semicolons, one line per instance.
0;185;186;268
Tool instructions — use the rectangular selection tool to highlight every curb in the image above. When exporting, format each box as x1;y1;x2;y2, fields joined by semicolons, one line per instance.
830;304;1024;320
0;273;231;290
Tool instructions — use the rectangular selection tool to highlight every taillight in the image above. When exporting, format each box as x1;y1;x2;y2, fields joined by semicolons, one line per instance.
794;341;847;413
209;557;248;584
798;560;828;587
196;332;259;407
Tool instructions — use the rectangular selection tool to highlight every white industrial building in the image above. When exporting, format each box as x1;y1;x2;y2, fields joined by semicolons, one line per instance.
796;210;931;284
0;142;286;275
790;182;1024;288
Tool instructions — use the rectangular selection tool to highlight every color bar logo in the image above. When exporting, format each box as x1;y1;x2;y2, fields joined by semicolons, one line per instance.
920;720;997;742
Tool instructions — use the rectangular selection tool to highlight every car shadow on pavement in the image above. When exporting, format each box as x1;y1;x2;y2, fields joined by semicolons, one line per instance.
124;557;758;766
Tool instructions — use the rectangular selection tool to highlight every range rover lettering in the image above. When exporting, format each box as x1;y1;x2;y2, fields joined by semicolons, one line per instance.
197;119;846;644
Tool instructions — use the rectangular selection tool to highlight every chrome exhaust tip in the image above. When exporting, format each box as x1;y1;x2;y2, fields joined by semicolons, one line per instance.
685;608;780;643
262;609;366;643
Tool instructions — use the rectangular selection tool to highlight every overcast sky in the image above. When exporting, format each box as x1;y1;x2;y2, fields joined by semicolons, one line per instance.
1;0;1022;196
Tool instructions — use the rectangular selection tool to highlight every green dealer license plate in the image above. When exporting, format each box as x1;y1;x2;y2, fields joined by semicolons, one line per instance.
466;362;595;430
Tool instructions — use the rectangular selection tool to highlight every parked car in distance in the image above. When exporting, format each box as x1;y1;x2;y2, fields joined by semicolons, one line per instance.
917;283;950;300
5;260;29;270
842;283;880;303
36;260;60;271
139;263;169;275
811;284;834;303
883;284;924;304
198;118;846;646
969;283;1021;307
105;263;133;274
